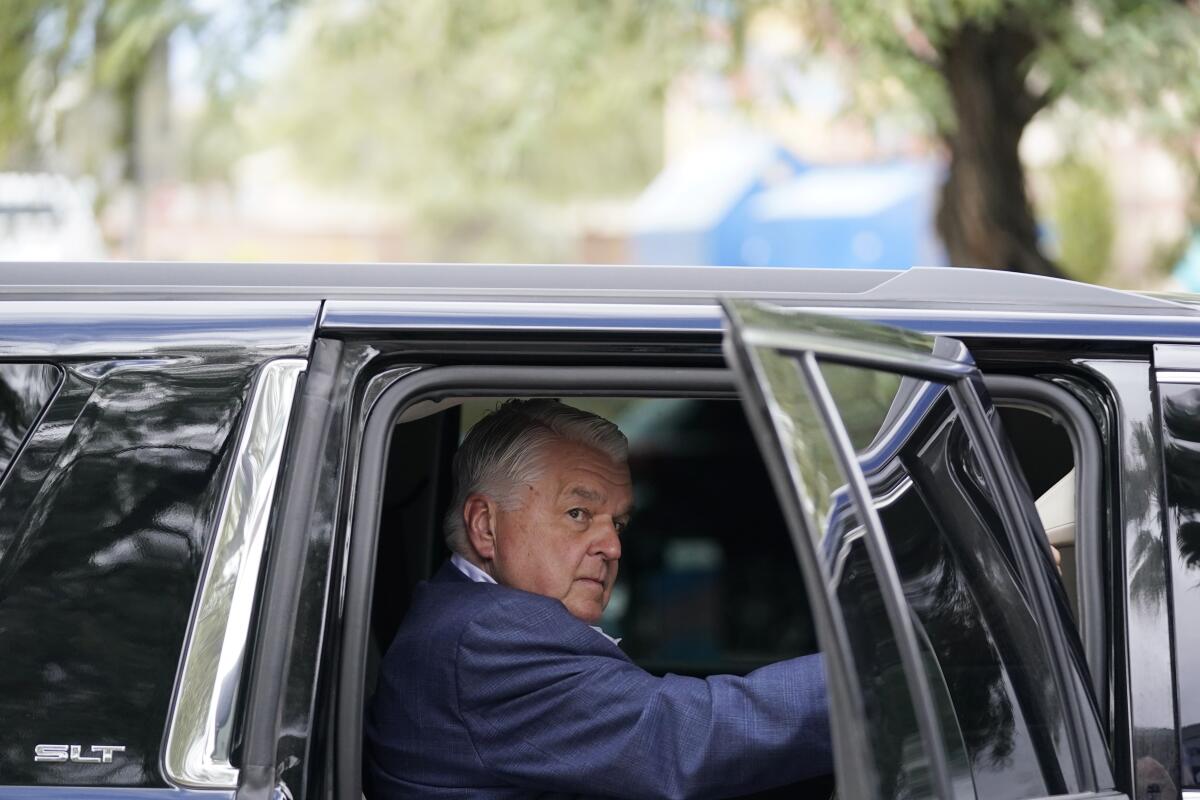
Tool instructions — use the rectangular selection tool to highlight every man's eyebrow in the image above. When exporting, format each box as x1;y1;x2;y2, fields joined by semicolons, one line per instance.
564;486;604;503
562;487;635;518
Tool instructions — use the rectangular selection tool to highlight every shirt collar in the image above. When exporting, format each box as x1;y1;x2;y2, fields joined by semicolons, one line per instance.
451;553;496;584
448;553;622;647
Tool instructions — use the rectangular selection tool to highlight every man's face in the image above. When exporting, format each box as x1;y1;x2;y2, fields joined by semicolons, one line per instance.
476;439;633;624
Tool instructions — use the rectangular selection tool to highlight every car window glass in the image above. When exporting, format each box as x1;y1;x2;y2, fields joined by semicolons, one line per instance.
819;360;1076;799
0;357;264;787
752;349;939;800
0;363;60;480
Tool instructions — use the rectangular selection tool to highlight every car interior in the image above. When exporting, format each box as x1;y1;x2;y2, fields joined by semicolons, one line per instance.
365;395;828;798
1003;406;1078;617
359;385;1084;799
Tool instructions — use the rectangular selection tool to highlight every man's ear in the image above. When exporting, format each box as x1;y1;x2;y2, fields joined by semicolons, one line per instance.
463;493;497;561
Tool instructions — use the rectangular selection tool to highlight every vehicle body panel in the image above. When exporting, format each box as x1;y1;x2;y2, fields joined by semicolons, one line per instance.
0;263;1185;800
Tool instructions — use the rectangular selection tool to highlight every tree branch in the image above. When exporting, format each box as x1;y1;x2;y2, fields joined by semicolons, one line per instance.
889;8;940;68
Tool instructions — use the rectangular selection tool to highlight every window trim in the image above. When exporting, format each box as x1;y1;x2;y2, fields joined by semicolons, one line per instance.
957;373;1099;791
723;299;1104;795
338;365;736;800
162;358;307;790
985;374;1108;722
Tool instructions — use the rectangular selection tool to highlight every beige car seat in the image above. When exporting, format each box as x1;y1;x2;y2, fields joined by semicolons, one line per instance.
1036;469;1075;547
1035;468;1077;616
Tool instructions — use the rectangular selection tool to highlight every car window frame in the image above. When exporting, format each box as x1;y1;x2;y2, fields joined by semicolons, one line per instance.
987;374;1108;722
335;365;736;800
721;298;1110;799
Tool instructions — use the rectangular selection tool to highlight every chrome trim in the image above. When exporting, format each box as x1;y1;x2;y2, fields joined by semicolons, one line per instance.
1156;370;1200;384
326;298;1200;325
740;327;973;380
1183;791;1200;800
164;359;306;789
0;300;318;359
319;299;1200;342
1153;343;1200;370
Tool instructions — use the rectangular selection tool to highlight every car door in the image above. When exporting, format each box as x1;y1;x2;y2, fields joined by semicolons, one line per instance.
1151;344;1200;799
722;299;1121;800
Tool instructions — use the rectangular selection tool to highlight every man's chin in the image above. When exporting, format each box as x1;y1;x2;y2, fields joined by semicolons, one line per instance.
563;598;605;625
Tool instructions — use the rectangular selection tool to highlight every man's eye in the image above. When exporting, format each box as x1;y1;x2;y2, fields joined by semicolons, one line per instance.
615;519;629;533
567;508;586;521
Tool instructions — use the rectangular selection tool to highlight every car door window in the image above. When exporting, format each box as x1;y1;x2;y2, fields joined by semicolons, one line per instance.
821;361;1077;799
724;299;1116;800
755;346;951;799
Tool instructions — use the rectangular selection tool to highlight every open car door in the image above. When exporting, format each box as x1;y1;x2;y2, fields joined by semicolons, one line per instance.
721;299;1119;800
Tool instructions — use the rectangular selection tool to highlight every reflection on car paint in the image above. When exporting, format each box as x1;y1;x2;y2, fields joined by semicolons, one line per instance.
0;357;264;786
831;373;1080;798
1084;359;1178;800
1156;381;1200;790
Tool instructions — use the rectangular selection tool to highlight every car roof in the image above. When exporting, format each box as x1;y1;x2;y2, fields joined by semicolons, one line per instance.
0;261;1192;316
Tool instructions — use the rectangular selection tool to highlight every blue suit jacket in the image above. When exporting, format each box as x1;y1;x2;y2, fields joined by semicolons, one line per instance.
365;562;831;799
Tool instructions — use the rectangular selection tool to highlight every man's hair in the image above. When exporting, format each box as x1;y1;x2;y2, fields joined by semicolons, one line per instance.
443;398;628;555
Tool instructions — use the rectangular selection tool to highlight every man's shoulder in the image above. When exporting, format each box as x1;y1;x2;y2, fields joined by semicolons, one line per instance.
402;568;576;644
387;562;625;673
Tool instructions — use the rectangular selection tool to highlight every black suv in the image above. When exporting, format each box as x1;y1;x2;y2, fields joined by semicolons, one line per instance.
0;262;1196;800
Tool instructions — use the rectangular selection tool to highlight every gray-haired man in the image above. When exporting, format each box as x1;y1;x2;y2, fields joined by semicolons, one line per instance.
365;399;832;799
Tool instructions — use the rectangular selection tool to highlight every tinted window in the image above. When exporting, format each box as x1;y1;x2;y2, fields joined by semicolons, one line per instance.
0;358;262;786
0;363;60;478
820;362;1078;799
765;355;941;800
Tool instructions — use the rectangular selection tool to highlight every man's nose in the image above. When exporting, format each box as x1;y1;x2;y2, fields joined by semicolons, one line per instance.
591;519;621;561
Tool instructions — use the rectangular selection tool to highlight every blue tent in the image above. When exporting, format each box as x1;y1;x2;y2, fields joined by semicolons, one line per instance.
630;138;945;269
630;136;806;266
742;160;946;269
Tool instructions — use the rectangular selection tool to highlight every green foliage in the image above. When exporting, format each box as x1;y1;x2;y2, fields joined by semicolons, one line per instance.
5;0;1199;269
0;0;294;175
0;0;191;167
1046;158;1115;284
0;1;67;165
804;0;1200;141
254;0;707;255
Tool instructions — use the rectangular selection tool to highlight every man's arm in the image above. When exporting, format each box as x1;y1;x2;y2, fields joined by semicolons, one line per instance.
454;594;832;800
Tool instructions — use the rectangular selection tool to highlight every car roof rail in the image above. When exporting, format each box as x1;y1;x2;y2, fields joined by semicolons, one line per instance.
0;262;1192;317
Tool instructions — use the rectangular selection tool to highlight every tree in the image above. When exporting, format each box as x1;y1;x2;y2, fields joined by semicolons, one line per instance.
1;1;190;174
0;1;294;178
255;0;713;260
1;0;297;256
262;0;1200;272
806;0;1200;276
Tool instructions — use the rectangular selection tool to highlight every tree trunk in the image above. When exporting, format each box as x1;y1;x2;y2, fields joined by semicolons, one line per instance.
936;22;1064;278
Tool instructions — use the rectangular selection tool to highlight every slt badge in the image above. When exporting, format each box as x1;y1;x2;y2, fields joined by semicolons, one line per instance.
34;744;126;763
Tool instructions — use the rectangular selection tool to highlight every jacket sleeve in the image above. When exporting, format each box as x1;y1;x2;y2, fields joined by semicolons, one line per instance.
453;594;832;800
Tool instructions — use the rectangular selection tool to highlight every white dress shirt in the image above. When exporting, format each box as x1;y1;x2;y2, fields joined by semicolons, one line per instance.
450;553;621;646
451;552;497;585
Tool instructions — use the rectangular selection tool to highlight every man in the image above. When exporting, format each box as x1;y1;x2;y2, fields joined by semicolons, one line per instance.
366;399;832;799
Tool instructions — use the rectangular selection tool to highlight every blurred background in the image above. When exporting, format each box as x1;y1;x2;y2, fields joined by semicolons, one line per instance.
2;0;1200;289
